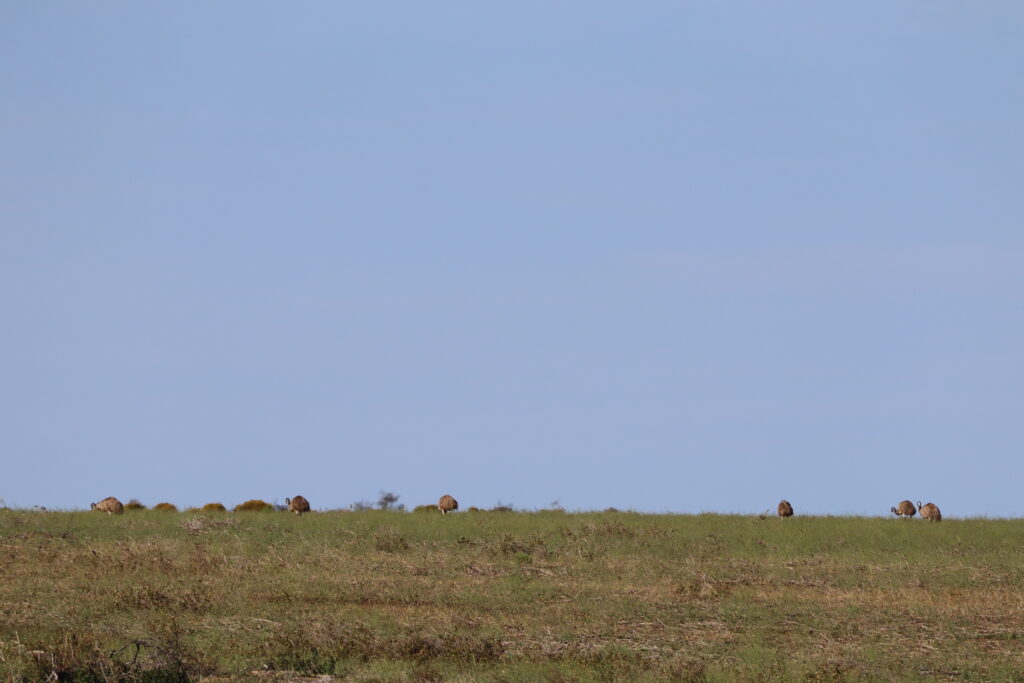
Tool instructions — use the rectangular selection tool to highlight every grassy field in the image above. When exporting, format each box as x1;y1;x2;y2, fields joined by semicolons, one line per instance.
1;508;1023;681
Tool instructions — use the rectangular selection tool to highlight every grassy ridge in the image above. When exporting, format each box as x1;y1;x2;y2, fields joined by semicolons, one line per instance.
1;509;1023;681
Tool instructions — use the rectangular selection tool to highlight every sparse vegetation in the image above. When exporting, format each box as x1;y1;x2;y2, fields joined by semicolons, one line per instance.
2;511;1023;680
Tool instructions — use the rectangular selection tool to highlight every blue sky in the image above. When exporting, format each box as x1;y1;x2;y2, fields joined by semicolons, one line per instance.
2;3;1022;516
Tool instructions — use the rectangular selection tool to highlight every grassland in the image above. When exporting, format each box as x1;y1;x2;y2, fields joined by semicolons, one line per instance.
1;509;1023;681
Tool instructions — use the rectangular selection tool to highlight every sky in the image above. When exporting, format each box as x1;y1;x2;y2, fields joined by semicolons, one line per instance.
2;3;1022;516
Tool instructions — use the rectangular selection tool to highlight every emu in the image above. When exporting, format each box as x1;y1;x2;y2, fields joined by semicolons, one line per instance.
891;500;916;518
91;497;124;515
437;494;459;515
777;500;793;518
285;496;310;516
918;501;942;522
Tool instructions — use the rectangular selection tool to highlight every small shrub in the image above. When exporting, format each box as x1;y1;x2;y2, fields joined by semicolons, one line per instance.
124;499;147;511
201;502;226;512
413;505;437;513
233;499;272;512
377;491;401;511
153;502;178;512
491;506;514;513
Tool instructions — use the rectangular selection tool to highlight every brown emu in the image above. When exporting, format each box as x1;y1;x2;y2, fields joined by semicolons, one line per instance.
777;500;794;518
918;501;942;522
90;497;124;515
891;500;916;518
438;494;459;515
285;496;310;516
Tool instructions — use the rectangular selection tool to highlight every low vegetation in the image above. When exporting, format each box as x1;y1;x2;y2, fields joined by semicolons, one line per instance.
1;509;1022;681
232;499;272;512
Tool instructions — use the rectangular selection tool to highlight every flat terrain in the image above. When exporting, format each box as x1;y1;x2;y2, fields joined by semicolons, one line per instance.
1;509;1023;681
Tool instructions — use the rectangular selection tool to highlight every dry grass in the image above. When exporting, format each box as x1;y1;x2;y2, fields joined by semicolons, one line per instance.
1;510;1022;681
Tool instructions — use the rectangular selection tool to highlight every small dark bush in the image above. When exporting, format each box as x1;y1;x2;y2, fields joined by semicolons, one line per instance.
233;499;272;512
124;499;147;511
413;505;438;513
153;502;178;512
201;503;226;512
377;491;401;510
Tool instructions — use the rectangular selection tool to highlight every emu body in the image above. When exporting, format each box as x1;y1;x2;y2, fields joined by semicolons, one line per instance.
777;500;793;518
438;494;459;515
918;501;942;522
285;496;310;516
891;500;916;518
90;497;124;515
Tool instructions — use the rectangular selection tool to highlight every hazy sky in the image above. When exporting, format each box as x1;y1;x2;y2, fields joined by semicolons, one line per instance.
2;3;1022;516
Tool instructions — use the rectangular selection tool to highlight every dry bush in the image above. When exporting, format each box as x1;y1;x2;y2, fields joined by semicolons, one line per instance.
153;502;178;512
233;499;272;512
201;502;226;512
124;499;147;511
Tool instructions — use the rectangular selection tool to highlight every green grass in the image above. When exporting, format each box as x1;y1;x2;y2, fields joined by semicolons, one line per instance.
1;509;1023;681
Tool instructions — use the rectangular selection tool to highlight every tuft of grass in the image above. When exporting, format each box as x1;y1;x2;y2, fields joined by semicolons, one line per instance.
374;526;410;552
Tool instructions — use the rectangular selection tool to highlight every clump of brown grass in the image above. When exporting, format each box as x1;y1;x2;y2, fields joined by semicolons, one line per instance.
374;527;410;552
180;516;237;535
153;502;178;512
201;502;226;512
233;499;272;512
